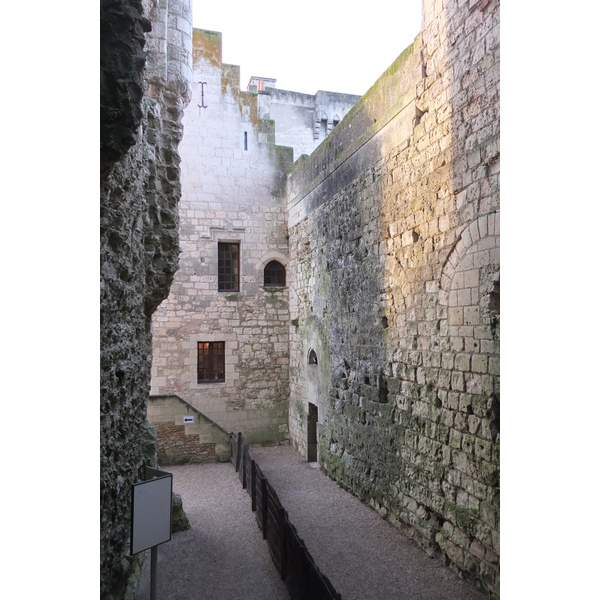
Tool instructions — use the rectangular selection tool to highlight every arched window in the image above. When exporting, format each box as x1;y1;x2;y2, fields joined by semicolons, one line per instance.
264;260;286;287
308;349;318;365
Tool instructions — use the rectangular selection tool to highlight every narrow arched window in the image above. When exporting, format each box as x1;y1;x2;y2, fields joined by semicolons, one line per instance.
264;260;286;287
308;349;318;365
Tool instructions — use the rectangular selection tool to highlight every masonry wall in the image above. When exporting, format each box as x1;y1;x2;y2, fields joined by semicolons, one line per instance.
150;29;293;444
100;0;192;598
257;88;361;161
148;395;231;464
287;0;499;596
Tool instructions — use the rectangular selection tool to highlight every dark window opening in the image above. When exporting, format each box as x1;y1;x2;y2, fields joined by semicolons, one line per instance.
264;260;286;287
320;117;328;140
197;341;225;383
489;279;500;315
308;349;318;365
487;278;500;341
218;242;240;291
378;376;389;404
244;131;248;151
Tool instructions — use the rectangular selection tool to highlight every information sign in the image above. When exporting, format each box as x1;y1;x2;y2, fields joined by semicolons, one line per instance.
130;467;173;555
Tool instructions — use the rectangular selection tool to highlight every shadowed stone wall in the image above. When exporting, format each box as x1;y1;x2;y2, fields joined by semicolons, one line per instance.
148;394;231;464
100;1;192;597
287;0;499;596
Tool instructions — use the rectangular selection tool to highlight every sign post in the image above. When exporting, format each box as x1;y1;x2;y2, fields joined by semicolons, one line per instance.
131;466;173;600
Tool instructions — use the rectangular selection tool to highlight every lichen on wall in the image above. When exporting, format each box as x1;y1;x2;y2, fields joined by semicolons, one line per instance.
287;0;500;596
100;1;192;598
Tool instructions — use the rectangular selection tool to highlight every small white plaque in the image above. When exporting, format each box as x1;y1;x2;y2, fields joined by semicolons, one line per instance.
183;416;194;424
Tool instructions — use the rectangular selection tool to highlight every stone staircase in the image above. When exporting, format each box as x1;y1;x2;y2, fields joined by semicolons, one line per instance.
147;394;231;464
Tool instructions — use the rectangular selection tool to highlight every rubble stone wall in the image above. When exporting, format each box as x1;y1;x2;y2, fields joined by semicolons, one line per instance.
287;0;499;596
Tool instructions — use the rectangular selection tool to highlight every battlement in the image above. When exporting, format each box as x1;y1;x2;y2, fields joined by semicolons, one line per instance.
191;27;361;161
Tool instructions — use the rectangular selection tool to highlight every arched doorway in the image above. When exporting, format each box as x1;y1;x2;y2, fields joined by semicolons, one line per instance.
307;347;320;462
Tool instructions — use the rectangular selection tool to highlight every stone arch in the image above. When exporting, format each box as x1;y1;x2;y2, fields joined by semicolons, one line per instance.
438;212;500;384
264;260;286;287
258;251;288;287
439;213;500;301
306;347;320;461
258;250;288;271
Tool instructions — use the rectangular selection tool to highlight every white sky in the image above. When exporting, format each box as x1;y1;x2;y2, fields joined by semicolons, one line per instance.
191;0;422;97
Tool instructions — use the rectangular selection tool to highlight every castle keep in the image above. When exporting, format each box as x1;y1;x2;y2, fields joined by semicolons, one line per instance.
101;0;499;597
149;29;360;444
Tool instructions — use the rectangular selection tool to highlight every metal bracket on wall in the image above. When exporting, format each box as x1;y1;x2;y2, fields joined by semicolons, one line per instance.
198;81;207;114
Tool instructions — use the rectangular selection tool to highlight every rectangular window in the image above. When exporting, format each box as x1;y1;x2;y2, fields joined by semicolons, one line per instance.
197;342;225;383
218;242;239;291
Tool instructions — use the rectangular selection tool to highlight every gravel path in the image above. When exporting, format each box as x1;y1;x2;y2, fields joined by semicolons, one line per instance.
133;462;290;600
134;446;487;600
251;445;487;600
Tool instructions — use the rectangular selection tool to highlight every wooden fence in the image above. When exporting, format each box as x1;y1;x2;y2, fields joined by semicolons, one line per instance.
230;432;342;600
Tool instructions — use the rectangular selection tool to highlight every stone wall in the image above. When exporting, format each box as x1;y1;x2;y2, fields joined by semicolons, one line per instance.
287;0;499;596
257;87;361;161
150;29;292;444
148;394;231;464
100;1;192;598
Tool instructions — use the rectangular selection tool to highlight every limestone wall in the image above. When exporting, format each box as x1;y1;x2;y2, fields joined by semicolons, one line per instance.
100;0;192;598
287;0;500;596
150;29;292;444
148;395;231;464
258;87;361;161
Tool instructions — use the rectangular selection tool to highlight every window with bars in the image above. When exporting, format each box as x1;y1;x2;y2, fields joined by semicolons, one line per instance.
264;260;286;287
218;242;239;291
197;342;225;383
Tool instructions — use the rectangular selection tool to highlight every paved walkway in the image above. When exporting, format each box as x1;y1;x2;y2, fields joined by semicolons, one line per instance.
134;446;487;600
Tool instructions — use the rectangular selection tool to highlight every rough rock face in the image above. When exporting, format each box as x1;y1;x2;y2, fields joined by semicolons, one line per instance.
100;0;150;175
100;1;192;598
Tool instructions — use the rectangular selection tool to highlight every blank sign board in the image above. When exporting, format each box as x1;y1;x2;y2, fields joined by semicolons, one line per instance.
130;467;172;555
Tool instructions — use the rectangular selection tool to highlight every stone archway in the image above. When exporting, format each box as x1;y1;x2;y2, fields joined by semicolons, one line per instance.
307;348;320;462
438;214;500;438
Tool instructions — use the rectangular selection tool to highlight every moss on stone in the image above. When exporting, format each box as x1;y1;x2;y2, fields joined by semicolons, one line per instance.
455;506;473;531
